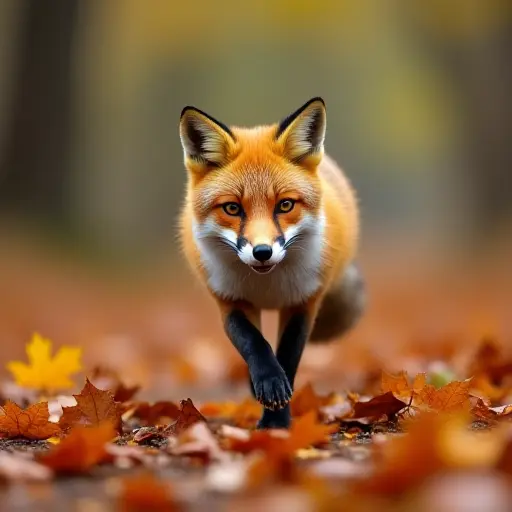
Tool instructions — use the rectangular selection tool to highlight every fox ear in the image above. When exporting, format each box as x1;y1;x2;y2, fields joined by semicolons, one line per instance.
276;97;326;166
179;106;235;170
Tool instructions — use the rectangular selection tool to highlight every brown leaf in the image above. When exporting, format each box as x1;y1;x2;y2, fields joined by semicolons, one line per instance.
352;392;407;419
290;382;335;418
469;338;512;385
118;472;180;511
416;380;471;412
0;401;61;440
129;401;181;426
164;399;206;436
39;422;116;474
59;378;122;433
472;398;498;422
114;383;141;403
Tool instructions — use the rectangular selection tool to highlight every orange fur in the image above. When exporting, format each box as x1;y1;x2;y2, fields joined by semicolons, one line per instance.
178;98;360;337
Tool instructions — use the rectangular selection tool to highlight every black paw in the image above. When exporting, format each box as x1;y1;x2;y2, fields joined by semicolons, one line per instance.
256;405;291;429
251;365;292;410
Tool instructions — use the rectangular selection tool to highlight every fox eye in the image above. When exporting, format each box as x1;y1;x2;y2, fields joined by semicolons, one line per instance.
277;199;295;213
222;202;242;216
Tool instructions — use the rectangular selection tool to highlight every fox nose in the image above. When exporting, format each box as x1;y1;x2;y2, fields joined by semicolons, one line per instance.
253;244;273;262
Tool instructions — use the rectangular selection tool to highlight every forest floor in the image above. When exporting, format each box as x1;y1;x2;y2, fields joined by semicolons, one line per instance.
0;234;511;511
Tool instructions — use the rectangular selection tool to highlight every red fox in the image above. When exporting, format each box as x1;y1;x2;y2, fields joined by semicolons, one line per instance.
179;97;365;428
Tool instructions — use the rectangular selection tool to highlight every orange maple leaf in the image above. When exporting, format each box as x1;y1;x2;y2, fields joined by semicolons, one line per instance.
118;472;180;511
0;401;61;440
199;398;262;429
287;410;338;451
59;378;122;433
416;380;471;412
165;399;206;436
381;371;427;402
39;422;116;474
226;410;336;455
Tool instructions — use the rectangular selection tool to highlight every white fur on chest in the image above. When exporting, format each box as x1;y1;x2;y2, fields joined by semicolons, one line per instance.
194;219;325;310
208;257;321;309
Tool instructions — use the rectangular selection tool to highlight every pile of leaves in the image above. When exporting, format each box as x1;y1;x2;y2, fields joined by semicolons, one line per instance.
2;334;512;510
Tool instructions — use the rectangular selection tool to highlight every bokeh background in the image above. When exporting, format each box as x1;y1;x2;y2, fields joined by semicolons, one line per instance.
0;0;511;398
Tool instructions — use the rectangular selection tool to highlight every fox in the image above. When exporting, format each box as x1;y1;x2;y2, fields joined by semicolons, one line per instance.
178;97;365;429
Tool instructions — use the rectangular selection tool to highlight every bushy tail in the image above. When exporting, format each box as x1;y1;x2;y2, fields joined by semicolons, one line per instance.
309;262;366;343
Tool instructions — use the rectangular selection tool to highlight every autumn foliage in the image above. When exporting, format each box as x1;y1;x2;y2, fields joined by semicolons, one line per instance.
2;333;512;509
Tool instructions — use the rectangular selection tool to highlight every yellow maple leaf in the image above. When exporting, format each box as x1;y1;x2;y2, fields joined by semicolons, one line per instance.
7;333;82;393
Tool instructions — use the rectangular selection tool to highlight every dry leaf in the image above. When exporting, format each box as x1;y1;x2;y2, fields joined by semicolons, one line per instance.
200;398;262;429
352;392;407;419
416;380;471;412
6;333;82;393
227;411;336;456
0;401;61;440
164;399;206;436
128;401;182;426
118;472;180;511
356;412;506;496
291;382;335;418
59;378;122;433
171;422;228;463
381;371;427;402
39;422;116;474
287;411;338;451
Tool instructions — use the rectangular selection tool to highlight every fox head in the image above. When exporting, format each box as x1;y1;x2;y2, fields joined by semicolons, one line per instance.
179;97;326;275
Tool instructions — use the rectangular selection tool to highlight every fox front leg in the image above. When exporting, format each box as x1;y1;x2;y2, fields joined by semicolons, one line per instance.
221;302;292;414
256;299;319;429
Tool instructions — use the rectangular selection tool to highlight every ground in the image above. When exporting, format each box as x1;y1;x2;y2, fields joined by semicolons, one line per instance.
0;235;511;511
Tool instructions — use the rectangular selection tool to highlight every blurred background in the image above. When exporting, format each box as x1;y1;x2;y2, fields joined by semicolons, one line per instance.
0;0;511;397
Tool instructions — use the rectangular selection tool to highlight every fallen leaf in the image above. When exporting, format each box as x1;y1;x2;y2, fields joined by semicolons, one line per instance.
114;383;141;404
200;398;262;429
291;382;335;418
226;411;336;456
381;371;426;402
118;472;180;511
416;380;471;412
59;378;122;433
352;392;407;419
171;422;228;463
356;412;506;496
164;399;206;436
287;411;338;451
0;401;61;440
128;401;181;426
6;333;82;394
39;422;116;474
0;453;53;482
381;371;410;396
